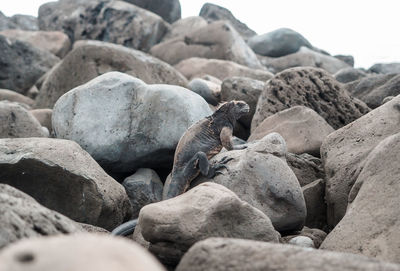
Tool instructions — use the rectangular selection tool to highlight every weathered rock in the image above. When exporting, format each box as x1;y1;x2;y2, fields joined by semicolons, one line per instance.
188;78;220;106
286;153;325;187
122;168;163;218
252;67;369;131
0;138;132;230
221;77;264;128
175;57;273;81
0;184;80;249
0;29;71;58
281;227;327;248
263;47;350;74
288;236;315;248
35;40;187;108
124;0;181;23
0;101;47;138
334;67;367;83
79;223;109;234
334;54;354;67
190;133;306;232
138;182;280;265
0;35;59;94
248;28;312;57
321;133;400;263
0;12;38;31
199;3;256;40
321;95;400;228
30;109;52;132
0;234;166;271
177;238;400;271
368;62;400;74
150;21;262;69
0;12;18;30
250;106;334;157
162;16;207;41
382;96;395;104
0;89;34;107
302;179;326;230
53;72;211;173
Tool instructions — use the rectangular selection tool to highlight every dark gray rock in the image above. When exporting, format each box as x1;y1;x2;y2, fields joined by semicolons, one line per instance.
10;14;38;31
368;62;400;74
188;78;220;105
334;67;367;83
334;54;354;67
123;0;181;23
286;153;325;187
0;11;18;30
302;179;327;230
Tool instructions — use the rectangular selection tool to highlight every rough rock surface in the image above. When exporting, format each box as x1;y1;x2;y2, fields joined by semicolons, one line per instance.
38;0;169;52
162;16;207;41
0;138;132;230
35;40;187;109
188;78;221;106
123;0;181;23
334;67;367;83
321;133;400;263
175;57;273;81
286;153;325;187
150;21;263;69
52;72;212;173
138;182;280;265
321;94;400;228
368;62;400;74
0;184;80;249
251;67;370;131
0;234;166;271
0;35;59;94
176;238;400;271
302;179;326;230
0;89;34;107
0;12;38;31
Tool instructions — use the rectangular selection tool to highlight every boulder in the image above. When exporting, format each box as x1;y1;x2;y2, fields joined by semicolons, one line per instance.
38;0;169;51
0;89;34;107
175;57;273;81
249;106;334;157
0;35;59;94
138;182;280;265
30;109;52;132
162;16;207;41
150;21;263;69
123;0;181;23
122;168;163;218
251;67;369;131
0;138;132;230
334;67;367;83
35;40;187;109
189;133;306;232
52;72;212;173
0;29;71;58
176;238;400;271
368;62;400;74
281;227;327;248
0;184;80;249
321;94;400;228
334;54;354;67
0;101;47;138
248;28;312;57
0;234;165;271
302;179;326;230
0;12;18;31
199;3;256;40
321;133;400;263
220;77;264;128
0;12;38;31
188;78;221;105
286;153;325;187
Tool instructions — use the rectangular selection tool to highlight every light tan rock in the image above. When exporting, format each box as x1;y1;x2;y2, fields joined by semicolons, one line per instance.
0;89;34;107
30;108;52;132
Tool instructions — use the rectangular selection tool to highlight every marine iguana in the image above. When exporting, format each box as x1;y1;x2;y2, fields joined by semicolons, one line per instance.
111;100;250;236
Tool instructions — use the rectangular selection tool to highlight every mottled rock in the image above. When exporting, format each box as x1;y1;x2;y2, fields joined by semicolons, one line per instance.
0;89;34;107
162;16;207;41
286;153;325;187
302;179;326;229
334;67;367;83
0;12;38;31
368;62;400;74
188;78;220;105
124;0;181;23
30;109;52;132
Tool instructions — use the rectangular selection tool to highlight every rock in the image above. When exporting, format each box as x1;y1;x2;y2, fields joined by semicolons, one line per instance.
124;0;181;23
162;16;207;41
0;234;166;271
35;40;187;109
122;168;163;218
382;96;395;104
188;78;220;105
150;21;263;69
0;101;47;138
138;182;280;265
79;223;109;234
0;12;38;31
52;72;211;173
175;57;273;81
0;184;80;249
281;227;327;248
0;138;132;230
220;77;264;128
30;109;52;132
0;35;59;94
190;133;306;232
368;62;400;74
248;28;312;57
302;179;326;230
176;238;400;271
263;47;351;74
0;29;71;58
321;95;400;228
288;236;315;248
0;12;18;30
0;89;34;107
249;106;334;157
199;3;256;40
334;67;367;83
38;0;169;52
286;153;325;187
321;133;400;263
334;54;354;67
252;67;369;131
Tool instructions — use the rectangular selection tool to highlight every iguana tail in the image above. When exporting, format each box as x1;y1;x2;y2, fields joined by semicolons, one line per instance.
111;219;138;236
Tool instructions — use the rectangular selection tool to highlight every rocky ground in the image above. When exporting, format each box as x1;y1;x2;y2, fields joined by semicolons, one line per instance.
0;1;400;270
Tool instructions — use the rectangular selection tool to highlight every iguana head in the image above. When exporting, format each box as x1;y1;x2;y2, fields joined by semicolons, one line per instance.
216;100;250;120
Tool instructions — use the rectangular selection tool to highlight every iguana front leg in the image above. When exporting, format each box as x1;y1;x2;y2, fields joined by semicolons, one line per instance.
220;126;248;150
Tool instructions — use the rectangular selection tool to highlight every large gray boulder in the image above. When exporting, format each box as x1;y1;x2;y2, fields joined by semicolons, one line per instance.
53;72;212;173
0;138;132;230
150;21;263;69
0;184;80;249
38;0;169;51
368;62;400;74
177;238;400;271
321;94;400;228
123;0;181;23
0;35;59;94
35;40;187;109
